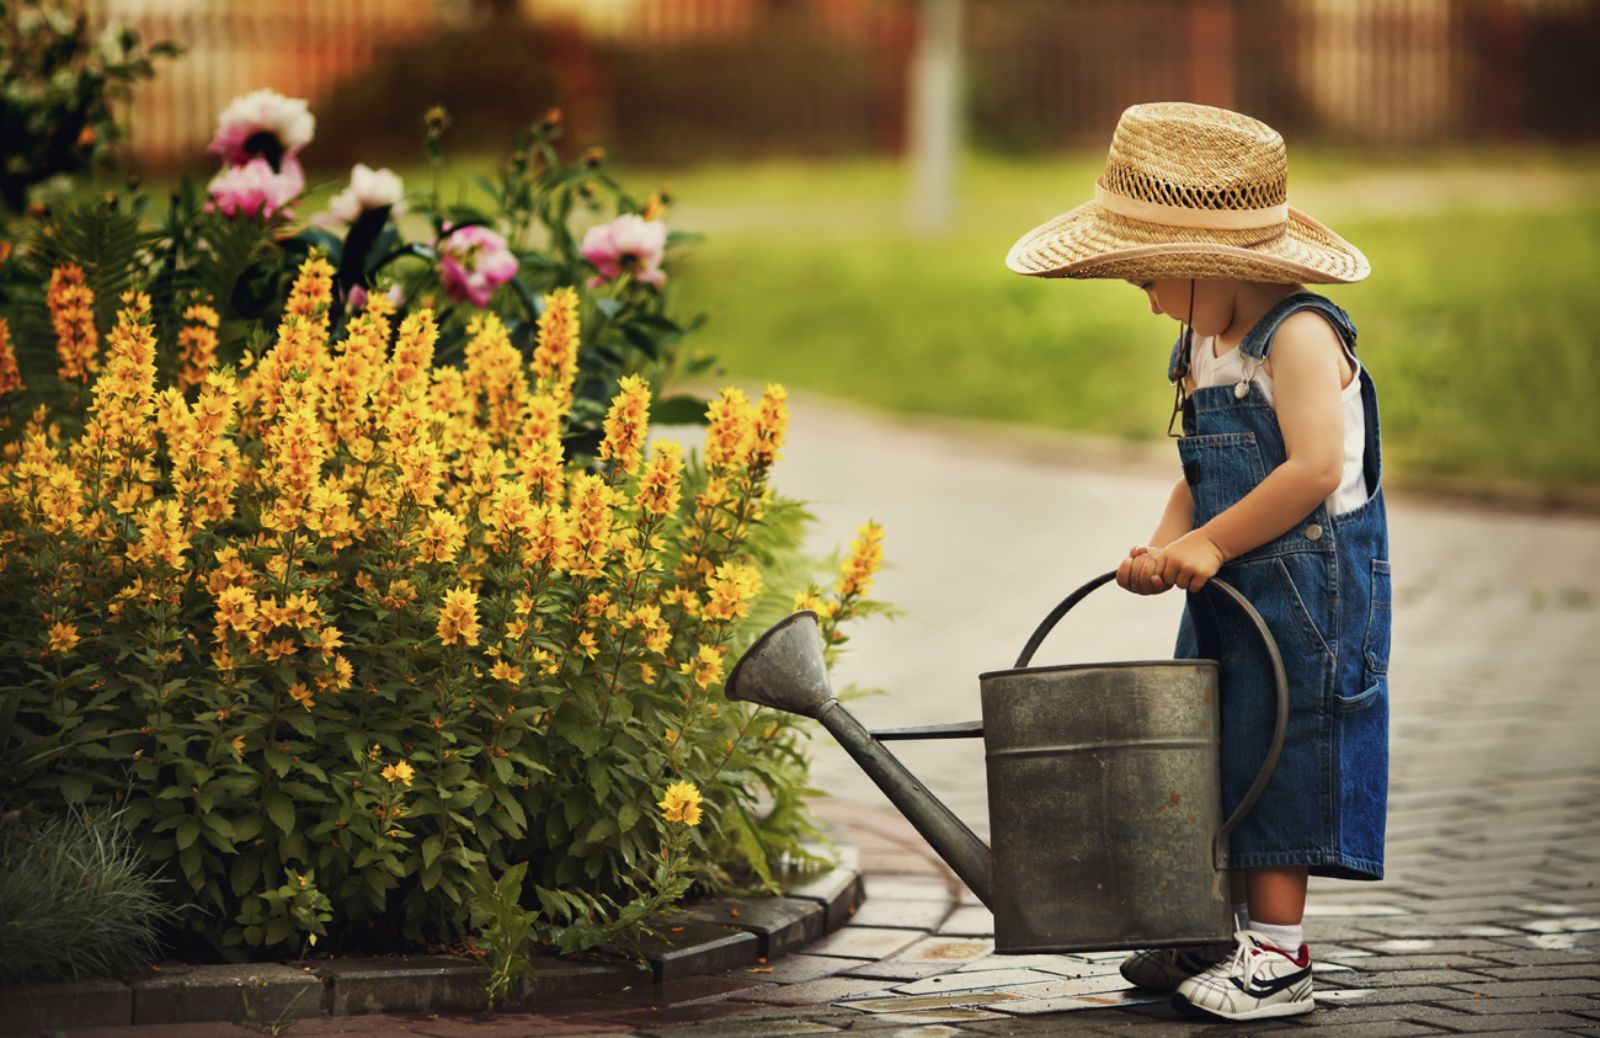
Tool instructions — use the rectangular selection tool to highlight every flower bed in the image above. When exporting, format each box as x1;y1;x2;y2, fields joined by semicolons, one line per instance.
0;73;887;993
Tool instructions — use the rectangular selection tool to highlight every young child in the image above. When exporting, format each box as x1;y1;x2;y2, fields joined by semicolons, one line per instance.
1005;102;1390;1022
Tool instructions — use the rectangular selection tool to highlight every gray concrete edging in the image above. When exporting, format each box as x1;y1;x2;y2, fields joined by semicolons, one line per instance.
0;851;865;1033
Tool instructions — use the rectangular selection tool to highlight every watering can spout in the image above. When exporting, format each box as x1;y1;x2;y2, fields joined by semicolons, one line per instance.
727;612;994;909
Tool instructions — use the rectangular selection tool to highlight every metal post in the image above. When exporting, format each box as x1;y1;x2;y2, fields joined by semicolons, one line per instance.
907;0;962;234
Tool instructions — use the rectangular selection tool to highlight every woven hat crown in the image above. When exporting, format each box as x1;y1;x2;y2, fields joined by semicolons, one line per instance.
1102;102;1287;214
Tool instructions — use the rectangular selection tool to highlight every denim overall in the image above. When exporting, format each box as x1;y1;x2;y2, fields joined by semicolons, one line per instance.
1169;292;1389;881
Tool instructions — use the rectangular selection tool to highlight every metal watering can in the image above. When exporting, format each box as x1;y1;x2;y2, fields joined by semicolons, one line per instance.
725;572;1287;954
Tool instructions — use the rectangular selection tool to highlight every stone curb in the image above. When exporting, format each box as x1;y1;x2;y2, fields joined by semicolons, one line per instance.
0;849;864;1033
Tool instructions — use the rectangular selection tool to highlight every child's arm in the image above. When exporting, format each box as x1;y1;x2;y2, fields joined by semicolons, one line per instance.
1154;312;1347;591
1117;477;1192;594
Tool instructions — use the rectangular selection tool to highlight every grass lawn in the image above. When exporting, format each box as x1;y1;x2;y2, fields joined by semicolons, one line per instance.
643;152;1600;489
191;148;1600;488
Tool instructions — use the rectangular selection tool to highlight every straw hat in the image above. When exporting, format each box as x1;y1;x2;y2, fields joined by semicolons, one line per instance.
1006;102;1369;284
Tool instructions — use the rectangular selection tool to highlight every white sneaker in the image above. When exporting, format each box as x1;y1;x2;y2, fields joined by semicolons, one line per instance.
1173;929;1315;1021
1119;941;1234;992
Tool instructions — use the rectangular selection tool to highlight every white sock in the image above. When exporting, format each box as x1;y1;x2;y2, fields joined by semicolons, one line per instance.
1231;902;1250;931
1252;919;1304;954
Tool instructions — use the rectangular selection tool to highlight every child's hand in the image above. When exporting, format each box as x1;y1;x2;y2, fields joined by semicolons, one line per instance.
1116;545;1168;595
1152;529;1228;592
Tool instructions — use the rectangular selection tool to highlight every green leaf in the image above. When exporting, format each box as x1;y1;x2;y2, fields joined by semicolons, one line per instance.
59;774;93;803
725;802;780;893
263;745;292;778
618;803;640;833
263;790;295;835
265;918;292;946
654;395;710;426
175;817;200;850
422;834;443;869
231;854;261;897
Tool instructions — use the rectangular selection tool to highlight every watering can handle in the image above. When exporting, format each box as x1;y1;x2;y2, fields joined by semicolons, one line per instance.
1012;572;1288;858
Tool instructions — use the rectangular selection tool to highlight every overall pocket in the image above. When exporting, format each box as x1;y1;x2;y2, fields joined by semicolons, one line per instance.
1337;557;1391;715
1363;558;1392;676
1177;432;1269;527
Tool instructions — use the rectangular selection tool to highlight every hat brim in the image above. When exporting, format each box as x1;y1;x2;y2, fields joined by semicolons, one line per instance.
1006;201;1370;284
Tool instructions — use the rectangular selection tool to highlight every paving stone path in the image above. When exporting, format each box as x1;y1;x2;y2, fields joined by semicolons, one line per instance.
39;395;1600;1037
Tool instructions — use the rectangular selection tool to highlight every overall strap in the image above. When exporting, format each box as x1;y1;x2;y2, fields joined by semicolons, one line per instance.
1238;291;1359;362
1167;329;1190;383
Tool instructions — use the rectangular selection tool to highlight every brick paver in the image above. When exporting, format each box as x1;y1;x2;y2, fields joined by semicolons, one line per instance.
32;396;1600;1035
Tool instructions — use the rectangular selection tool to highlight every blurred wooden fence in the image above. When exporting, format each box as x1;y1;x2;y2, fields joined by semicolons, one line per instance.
96;0;1600;169
97;0;445;168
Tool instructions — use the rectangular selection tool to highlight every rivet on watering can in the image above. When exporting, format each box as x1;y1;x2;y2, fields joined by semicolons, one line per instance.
1304;523;1323;541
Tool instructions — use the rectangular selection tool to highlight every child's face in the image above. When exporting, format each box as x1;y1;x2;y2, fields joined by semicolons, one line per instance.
1128;278;1234;337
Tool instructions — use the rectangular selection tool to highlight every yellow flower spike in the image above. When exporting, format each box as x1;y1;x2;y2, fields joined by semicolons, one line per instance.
0;316;24;397
463;311;529;443
46;622;79;654
636;441;684;518
679;644;725;690
381;760;415;786
836;520;885;599
599;375;651;476
231;735;246;757
287;681;315;712
47;265;98;382
657;780;703;826
702;562;762;623
531;287;581;410
415;507;466;564
752;383;788;468
704;387;755;470
176;303;221;391
436;584;481;647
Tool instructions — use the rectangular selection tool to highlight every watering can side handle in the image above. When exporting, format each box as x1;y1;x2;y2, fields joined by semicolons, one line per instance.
1012;572;1288;866
1011;571;1118;670
1208;579;1289;855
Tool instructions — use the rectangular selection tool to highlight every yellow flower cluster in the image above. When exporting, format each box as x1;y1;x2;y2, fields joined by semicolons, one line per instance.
531;285;580;410
636;441;684;518
382;760;415;786
462;312;528;444
599;374;650;475
72;291;159;516
0;316;23;397
47;264;98;382
702;561;761;623
657;780;704;826
176;303;221;392
437;584;481;647
704;387;754;470
836;520;885;599
4;257;884;831
752;383;788;469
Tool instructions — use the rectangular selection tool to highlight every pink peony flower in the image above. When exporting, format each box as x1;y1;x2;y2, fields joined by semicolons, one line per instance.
347;283;405;311
437;225;518;308
580;213;667;287
204;156;303;219
314;163;406;229
209;88;316;167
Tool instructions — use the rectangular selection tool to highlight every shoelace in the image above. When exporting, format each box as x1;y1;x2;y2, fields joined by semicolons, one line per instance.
1224;933;1271;988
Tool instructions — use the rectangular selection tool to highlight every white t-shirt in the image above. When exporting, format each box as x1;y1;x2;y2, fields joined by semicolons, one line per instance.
1191;333;1370;516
